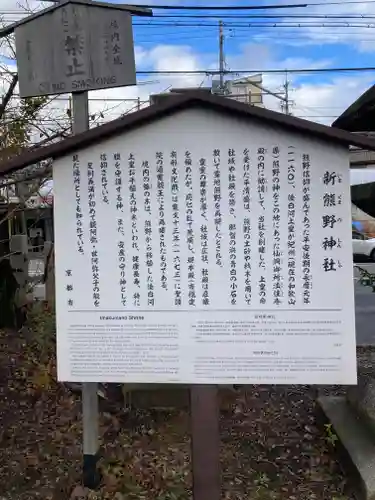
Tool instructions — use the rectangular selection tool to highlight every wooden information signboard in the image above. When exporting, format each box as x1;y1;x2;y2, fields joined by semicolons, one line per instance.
52;107;357;387
0;53;366;494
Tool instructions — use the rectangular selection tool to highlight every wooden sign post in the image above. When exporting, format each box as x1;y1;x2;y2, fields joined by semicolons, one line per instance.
72;90;100;489
191;385;221;500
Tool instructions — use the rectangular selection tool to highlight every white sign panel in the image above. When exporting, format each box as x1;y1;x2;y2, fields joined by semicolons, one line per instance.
53;108;357;384
15;3;136;98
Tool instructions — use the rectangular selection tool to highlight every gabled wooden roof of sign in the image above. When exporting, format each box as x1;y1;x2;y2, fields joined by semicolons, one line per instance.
2;90;375;176
0;0;152;38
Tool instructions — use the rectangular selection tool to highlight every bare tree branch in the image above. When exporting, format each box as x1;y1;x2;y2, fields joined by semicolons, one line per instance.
0;163;52;189
0;74;18;119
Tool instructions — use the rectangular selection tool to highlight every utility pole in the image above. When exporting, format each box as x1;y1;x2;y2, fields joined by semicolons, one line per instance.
284;80;290;115
282;72;292;115
219;20;224;93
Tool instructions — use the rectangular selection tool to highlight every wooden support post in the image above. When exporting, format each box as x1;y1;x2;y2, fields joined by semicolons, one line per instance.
72;91;100;489
82;382;100;489
190;385;221;500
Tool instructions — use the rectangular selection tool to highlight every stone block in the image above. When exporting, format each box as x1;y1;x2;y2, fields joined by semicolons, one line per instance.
319;395;375;500
347;363;375;436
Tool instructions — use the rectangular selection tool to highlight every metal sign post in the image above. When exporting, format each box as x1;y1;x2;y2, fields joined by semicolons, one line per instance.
72;91;100;488
65;2;99;489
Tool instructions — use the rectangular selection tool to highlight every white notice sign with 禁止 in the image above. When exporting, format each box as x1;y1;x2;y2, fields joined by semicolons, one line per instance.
53;107;357;384
15;3;136;98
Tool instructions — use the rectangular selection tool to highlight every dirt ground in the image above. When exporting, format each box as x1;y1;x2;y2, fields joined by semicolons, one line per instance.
0;315;354;500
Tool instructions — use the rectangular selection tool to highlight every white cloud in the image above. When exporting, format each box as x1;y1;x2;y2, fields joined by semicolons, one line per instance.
86;43;206;122
223;42;343;120
270;0;375;52
290;74;375;124
225;41;333;79
222;40;375;125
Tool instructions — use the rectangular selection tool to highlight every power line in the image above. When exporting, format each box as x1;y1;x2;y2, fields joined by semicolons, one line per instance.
121;1;375;8
138;13;375;18
1;66;375;77
134;23;375;28
131;21;375;28
11;0;375;5
135;66;375;75
5;18;375;27
226;33;375;42
119;4;310;10
296;115;339;118
11;96;144;102
4;11;375;19
133;25;375;38
135;33;375;39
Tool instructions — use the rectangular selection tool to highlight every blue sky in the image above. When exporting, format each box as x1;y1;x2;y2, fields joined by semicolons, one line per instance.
2;0;375;124
116;0;375;122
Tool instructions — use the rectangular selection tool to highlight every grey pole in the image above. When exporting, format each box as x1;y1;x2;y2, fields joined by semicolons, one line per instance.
284;79;290;115
219;20;224;93
72;91;100;489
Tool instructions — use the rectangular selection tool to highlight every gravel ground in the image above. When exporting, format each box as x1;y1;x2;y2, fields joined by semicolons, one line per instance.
0;321;362;500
